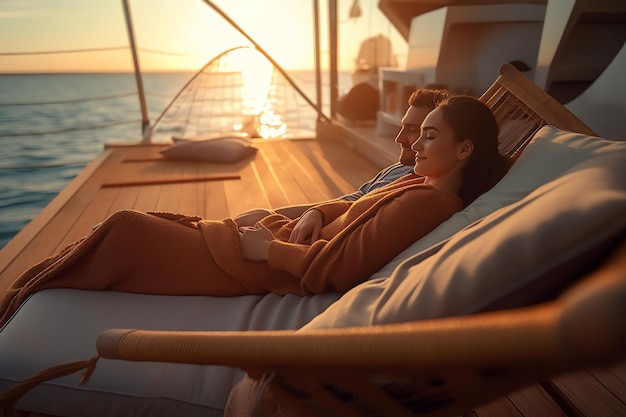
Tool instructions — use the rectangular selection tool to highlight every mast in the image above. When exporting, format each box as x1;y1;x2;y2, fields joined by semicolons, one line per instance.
313;0;323;122
121;0;150;141
328;0;339;119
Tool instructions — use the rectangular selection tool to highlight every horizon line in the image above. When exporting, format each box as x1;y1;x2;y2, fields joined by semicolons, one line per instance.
0;68;351;77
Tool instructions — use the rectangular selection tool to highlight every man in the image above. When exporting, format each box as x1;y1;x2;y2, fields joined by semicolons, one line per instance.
234;88;449;226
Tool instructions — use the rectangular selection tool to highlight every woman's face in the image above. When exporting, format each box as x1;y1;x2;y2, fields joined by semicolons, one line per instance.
411;107;472;182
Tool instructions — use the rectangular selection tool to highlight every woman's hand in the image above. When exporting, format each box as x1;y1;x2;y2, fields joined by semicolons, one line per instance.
288;209;323;244
233;209;274;228
239;223;274;261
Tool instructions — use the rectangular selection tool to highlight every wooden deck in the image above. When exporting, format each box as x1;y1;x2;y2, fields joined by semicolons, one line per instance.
0;125;624;416
0;135;391;296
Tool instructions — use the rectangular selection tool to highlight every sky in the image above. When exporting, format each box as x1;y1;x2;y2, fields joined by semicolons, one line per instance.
0;0;407;73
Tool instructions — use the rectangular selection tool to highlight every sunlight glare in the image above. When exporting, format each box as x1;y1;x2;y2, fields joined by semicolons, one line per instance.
229;48;286;139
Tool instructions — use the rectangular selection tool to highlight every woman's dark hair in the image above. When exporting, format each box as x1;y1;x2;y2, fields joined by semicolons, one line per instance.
437;95;511;206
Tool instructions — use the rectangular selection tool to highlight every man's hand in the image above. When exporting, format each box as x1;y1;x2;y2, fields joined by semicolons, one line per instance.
288;209;323;244
239;223;274;261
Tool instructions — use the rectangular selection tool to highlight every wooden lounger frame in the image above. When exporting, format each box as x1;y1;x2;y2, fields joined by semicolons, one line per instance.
65;64;626;416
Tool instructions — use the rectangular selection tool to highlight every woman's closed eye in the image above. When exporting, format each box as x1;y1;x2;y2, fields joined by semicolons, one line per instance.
420;127;438;140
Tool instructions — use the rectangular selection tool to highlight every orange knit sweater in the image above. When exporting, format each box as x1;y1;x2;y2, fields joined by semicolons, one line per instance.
200;174;463;295
0;175;462;327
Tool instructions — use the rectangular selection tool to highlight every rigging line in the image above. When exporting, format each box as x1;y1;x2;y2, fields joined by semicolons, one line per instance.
0;119;142;138
0;92;137;107
201;0;331;124
145;46;248;137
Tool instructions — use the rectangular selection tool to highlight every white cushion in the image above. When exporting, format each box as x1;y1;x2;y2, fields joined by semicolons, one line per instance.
306;154;626;329
0;290;340;416
160;136;257;163
369;125;626;280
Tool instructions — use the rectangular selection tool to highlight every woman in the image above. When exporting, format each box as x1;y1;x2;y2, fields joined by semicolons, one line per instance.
0;96;510;326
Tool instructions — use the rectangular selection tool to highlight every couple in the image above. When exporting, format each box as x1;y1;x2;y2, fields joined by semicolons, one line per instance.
0;92;510;325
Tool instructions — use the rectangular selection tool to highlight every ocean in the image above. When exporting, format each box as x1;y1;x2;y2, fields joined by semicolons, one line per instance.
0;71;349;249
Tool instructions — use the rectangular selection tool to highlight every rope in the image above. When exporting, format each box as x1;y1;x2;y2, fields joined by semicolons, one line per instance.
0;355;100;414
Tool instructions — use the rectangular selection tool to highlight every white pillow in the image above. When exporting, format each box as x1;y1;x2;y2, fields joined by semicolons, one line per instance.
160;136;257;163
305;154;626;329
369;125;626;280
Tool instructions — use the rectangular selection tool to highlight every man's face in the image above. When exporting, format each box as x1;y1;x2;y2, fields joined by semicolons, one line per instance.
394;106;432;166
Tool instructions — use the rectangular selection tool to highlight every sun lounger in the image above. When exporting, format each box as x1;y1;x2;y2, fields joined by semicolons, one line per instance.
95;64;626;416
1;64;625;417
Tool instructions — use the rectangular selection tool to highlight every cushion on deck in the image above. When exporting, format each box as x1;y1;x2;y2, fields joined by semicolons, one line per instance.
0;290;340;416
304;128;626;329
161;136;258;163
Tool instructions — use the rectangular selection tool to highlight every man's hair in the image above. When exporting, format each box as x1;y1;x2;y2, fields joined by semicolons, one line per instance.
408;88;450;110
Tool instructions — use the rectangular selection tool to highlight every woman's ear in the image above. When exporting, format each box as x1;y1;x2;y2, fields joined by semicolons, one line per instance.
458;139;474;160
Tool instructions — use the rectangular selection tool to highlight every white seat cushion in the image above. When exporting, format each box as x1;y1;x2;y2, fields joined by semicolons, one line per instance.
304;154;626;329
0;290;339;416
369;125;626;280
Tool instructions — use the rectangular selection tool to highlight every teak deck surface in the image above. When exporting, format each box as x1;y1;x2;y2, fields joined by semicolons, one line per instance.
0;137;386;296
0;133;624;417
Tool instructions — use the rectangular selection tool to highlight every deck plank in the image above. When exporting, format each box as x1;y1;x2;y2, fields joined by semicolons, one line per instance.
248;148;292;208
294;140;358;197
202;181;230;220
546;369;626;417
238;158;273;210
589;362;626;403
506;384;568;417
0;150;112;282
472;397;522;417
132;184;164;212
0;159;114;291
55;187;121;250
0;139;380;296
254;141;313;206
223;176;253;217
274;141;345;202
305;138;383;191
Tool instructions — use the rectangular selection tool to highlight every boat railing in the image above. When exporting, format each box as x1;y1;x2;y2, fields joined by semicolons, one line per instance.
122;0;331;143
1;0;337;152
